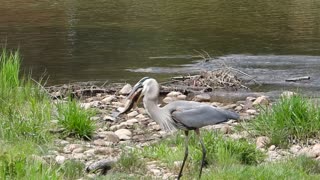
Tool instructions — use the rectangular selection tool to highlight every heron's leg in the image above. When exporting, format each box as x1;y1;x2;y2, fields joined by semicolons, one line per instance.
178;131;189;180
195;129;206;179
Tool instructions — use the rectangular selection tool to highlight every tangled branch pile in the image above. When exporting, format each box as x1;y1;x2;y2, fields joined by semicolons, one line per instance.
170;68;249;91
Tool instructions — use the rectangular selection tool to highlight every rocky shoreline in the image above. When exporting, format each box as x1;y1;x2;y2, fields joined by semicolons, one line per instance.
42;80;320;179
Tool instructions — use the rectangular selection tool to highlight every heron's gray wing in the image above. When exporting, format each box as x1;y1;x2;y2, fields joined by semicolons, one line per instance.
171;105;239;129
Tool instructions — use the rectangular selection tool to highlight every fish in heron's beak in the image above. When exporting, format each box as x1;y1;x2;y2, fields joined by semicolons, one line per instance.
118;83;143;115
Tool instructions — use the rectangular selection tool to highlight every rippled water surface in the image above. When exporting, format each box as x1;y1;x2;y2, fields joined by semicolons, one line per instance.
1;0;320;92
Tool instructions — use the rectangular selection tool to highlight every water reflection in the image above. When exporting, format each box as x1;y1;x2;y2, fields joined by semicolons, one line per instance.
0;0;319;87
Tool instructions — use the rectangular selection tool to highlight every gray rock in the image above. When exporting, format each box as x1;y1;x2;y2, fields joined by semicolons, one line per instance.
193;94;211;102
220;125;232;134
298;147;316;158
103;131;120;143
93;139;108;146
63;144;81;154
94;147;114;155
72;153;86;160
119;84;132;95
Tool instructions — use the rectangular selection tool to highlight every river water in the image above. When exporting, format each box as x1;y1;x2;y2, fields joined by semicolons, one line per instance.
1;0;320;94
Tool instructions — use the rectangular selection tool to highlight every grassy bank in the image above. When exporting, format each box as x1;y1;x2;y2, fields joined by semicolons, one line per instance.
2;48;320;179
0;49;94;179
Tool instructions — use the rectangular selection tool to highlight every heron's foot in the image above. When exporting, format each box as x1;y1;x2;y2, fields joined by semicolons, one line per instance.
177;174;183;180
203;159;208;167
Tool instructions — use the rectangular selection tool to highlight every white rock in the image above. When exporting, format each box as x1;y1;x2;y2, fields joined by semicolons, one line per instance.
256;136;270;149
127;119;139;124
63;144;81;154
150;168;162;176
177;94;187;100
281;91;297;98
163;97;174;104
101;95;116;104
246;109;257;115
311;144;320;157
119;84;132;95
84;149;95;157
103;115;116;122
289;145;301;154
127;111;139;118
167;91;182;97
80;103;91;110
253;96;269;106
174;161;182;167
115;129;132;140
73;147;85;153
90;116;100;121
268;145;276;151
55;155;66;164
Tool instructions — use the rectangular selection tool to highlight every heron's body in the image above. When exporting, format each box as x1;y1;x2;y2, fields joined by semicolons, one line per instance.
126;77;240;179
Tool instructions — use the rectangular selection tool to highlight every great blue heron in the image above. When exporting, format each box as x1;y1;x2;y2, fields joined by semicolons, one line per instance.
125;77;240;179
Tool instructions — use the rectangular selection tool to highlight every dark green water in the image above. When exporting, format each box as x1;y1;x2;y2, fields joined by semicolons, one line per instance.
1;0;320;87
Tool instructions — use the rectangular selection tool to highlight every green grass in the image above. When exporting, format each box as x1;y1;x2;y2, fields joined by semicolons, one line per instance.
247;95;320;147
113;130;320;179
201;156;320;180
55;99;96;139
121;130;264;178
0;49;87;179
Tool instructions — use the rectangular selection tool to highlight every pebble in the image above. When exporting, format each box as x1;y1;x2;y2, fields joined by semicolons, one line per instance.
256;136;270;149
55;155;66;164
115;129;132;140
167;91;182;97
127;118;139;124
127;111;139;118
252;96;269;106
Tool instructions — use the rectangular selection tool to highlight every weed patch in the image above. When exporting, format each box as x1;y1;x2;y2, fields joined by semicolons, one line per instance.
247;95;320;147
56;99;95;139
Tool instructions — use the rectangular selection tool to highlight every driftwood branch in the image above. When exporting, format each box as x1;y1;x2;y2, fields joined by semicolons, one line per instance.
285;76;310;82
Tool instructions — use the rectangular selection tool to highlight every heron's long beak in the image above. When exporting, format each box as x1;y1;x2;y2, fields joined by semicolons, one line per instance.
127;83;143;101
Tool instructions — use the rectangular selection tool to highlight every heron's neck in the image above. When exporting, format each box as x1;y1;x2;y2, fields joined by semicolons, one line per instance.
143;96;161;120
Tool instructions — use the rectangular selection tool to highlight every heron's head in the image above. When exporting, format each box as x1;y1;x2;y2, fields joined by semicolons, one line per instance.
127;77;159;104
